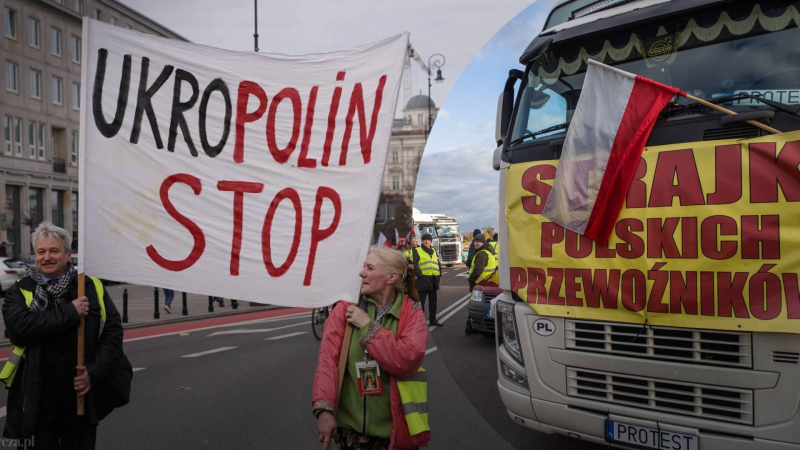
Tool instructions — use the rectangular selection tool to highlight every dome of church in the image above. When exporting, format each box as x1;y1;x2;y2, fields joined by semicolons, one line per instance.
406;94;435;110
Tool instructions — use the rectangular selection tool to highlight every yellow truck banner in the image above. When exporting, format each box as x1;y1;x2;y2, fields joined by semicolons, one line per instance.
505;130;800;333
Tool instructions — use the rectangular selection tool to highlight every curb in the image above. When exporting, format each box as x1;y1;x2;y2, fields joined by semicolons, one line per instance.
0;304;289;348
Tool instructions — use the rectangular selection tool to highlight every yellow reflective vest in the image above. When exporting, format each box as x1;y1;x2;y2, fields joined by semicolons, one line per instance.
403;249;413;263
397;368;429;435
489;241;499;263
469;247;499;285
0;276;107;388
415;247;440;276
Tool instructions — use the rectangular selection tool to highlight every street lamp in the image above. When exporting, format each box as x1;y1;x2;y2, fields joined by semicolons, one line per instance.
253;0;259;52
426;53;445;140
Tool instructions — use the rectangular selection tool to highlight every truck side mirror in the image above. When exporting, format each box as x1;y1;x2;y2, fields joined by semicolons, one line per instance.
496;69;523;145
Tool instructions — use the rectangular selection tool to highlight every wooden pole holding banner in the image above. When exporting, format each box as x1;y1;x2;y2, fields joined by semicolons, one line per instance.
77;273;85;416
335;320;354;414
682;93;782;135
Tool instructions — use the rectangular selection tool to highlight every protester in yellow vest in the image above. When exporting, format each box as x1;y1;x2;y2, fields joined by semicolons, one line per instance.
468;234;499;291
413;234;442;326
489;233;499;263
0;222;129;447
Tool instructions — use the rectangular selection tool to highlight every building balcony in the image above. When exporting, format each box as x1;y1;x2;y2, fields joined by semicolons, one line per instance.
53;158;66;174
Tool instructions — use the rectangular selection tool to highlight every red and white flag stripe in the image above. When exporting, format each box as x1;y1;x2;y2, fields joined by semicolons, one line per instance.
542;60;680;244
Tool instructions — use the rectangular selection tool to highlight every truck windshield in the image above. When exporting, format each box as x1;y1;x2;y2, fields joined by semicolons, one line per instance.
510;1;800;147
437;225;460;237
418;225;437;238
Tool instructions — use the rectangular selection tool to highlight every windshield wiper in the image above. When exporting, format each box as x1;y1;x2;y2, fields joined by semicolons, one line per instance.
507;122;569;147
662;93;800;118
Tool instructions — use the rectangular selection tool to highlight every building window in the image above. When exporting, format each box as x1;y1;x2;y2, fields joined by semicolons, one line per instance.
417;114;423;126
38;123;45;160
392;175;400;190
110;16;118;26
29;188;44;247
70;35;80;63
5;61;18;92
74;0;83;15
13;118;21;156
93;8;101;20
3;116;10;155
392;151;398;163
71;191;78;250
52;76;63;104
51;190;65;227
28;18;40;48
50;27;61;55
4;8;16;40
70;130;78;165
29;69;41;99
71;82;80;109
28;122;36;158
125;24;133;30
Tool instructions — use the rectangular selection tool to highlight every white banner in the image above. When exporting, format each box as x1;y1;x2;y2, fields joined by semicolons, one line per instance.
79;19;407;307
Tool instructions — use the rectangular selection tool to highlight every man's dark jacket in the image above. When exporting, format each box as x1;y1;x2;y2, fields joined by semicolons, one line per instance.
2;275;128;439
413;245;440;292
469;245;496;291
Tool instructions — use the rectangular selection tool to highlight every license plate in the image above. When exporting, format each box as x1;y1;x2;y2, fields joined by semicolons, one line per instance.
606;421;698;450
486;309;494;319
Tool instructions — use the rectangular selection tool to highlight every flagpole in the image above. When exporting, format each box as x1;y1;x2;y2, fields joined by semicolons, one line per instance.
681;93;781;135
77;273;85;415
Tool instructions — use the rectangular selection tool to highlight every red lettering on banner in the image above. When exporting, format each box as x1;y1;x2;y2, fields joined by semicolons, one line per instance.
217;181;264;276
670;271;697;315
750;140;800;203
565;231;592;258
782;273;800;319
701;216;738;259
262;188;302;277
615;219;644;259
528;268;547;304
322;71;345;167
233;81;268;163
547;268;565;305
749;265;781;320
304;187;341;286
621;269;646;311
647;263;668;313
509;267;527;296
266;88;302;164
582;269;619;309
625;158;647;208
682;217;698;258
298;86;319;168
700;272;715;316
521;165;556;214
708;145;742;205
565;269;582;306
541;223;564;258
649;149;704;207
647;218;681;258
741;215;780;259
595;239;616;258
340;75;387;166
146;174;206;271
717;272;750;318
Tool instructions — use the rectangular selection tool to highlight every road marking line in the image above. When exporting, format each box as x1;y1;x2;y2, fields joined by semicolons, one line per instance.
180;346;237;358
435;293;470;319
124;312;309;343
265;331;307;340
132;367;146;372
207;321;307;337
431;295;471;332
425;346;438;355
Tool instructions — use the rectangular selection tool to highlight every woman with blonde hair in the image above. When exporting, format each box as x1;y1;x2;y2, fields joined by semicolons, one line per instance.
312;246;430;450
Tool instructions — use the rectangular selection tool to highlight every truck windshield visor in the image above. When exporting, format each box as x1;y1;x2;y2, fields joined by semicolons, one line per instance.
510;1;800;147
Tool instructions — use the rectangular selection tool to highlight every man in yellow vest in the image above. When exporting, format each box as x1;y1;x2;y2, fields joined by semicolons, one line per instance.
1;222;128;448
468;234;499;291
413;234;442;326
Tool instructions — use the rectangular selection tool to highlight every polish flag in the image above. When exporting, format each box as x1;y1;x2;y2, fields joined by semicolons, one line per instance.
542;60;680;244
377;232;393;248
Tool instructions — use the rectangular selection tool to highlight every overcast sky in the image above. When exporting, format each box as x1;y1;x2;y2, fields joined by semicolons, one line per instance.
414;0;556;233
119;0;541;116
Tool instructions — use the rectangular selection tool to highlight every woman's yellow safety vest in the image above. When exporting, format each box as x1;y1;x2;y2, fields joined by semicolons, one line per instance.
403;249;412;263
397;368;429;435
0;276;107;388
469;248;499;285
415;247;440;276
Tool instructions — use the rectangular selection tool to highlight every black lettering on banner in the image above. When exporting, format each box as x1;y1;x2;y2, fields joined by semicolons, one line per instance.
627;425;636;441
661;432;670;448
638;429;648;444
92;49;132;138
168;69;200;156
198;78;232;157
130;57;174;148
618;423;625;440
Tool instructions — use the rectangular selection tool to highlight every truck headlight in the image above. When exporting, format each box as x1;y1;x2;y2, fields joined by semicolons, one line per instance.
500;359;528;389
471;290;483;302
496;300;523;365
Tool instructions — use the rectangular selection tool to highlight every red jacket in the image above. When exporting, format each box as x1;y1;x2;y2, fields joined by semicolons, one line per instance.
312;295;430;449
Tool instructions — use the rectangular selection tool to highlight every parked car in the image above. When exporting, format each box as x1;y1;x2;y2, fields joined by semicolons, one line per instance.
0;258;28;293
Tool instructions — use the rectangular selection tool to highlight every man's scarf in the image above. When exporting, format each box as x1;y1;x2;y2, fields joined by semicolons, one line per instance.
27;263;76;312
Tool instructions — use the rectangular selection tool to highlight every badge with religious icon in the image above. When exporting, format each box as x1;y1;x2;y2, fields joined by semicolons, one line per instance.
356;360;382;395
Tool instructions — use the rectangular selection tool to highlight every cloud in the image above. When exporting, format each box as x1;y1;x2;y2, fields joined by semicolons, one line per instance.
437;109;451;120
413;144;499;233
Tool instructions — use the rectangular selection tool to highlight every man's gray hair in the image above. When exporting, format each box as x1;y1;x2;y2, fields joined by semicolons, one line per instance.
31;222;72;253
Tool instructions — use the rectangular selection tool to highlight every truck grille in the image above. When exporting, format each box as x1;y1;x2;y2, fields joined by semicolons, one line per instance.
567;368;753;425
440;245;458;261
565;320;751;368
